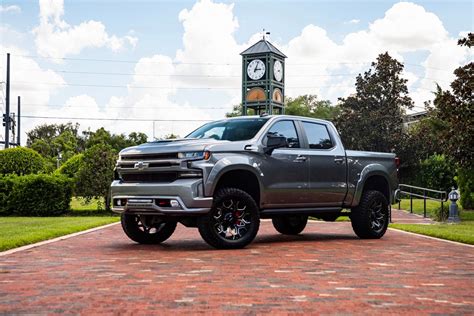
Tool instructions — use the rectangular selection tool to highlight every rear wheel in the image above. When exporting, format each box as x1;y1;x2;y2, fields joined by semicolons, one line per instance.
198;188;260;249
350;190;389;239
272;215;308;235
121;214;177;244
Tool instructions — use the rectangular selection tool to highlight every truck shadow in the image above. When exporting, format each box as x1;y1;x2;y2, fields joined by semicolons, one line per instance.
109;233;358;252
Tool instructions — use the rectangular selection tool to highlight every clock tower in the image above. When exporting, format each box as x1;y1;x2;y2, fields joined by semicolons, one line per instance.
241;36;287;115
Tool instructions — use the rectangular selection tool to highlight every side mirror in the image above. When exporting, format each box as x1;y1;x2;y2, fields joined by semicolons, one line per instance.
264;135;287;155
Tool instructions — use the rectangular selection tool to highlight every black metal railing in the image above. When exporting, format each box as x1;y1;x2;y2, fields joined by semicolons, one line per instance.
397;184;448;218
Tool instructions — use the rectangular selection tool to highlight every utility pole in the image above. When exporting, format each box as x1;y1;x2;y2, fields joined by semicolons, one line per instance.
4;53;10;148
17;96;20;146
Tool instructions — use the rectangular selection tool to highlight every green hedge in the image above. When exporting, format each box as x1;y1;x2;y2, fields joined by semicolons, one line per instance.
0;147;46;175
456;167;474;209
0;174;73;216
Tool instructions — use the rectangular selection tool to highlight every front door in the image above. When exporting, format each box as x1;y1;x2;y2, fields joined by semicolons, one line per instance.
259;120;310;208
299;121;347;206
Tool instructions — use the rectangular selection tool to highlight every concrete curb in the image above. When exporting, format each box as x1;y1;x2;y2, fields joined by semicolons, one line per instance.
0;221;120;257
388;227;474;248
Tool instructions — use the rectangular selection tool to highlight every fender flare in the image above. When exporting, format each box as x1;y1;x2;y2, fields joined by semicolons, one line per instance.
352;164;392;206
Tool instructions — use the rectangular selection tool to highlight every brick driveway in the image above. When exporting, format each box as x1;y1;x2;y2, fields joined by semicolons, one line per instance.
1;221;473;314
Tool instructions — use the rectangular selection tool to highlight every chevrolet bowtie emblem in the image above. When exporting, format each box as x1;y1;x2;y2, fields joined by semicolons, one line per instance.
134;161;149;170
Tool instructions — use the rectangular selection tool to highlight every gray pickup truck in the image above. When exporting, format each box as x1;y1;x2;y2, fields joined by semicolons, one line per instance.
111;115;399;249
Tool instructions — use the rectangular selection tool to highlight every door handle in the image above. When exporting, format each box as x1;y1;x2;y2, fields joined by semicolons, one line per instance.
294;155;307;162
334;157;345;164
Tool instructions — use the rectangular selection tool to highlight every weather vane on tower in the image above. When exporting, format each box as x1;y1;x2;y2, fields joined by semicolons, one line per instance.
262;28;270;40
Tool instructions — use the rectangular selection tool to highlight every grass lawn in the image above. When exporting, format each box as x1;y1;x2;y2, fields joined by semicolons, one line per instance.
0;216;119;251
0;197;119;252
391;199;474;244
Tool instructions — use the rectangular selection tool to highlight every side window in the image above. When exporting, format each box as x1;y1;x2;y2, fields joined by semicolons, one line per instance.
302;122;333;149
267;120;300;148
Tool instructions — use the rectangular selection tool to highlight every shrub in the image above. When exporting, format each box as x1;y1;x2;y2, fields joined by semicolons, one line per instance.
76;144;117;210
0;174;72;216
456;167;474;209
416;154;456;193
57;153;84;178
0;147;46;175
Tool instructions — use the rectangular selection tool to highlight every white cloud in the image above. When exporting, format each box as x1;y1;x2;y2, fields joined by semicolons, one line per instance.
346;19;360;24
2;0;471;144
32;0;138;59
0;5;21;13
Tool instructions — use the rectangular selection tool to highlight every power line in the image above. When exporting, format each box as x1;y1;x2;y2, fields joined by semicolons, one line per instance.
12;54;455;72
21;115;212;122
21;103;232;110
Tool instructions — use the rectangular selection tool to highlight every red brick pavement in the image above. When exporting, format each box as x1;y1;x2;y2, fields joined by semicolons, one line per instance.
1;221;473;315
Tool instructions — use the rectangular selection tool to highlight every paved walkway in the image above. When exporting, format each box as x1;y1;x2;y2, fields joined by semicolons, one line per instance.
1;221;473;314
391;208;435;224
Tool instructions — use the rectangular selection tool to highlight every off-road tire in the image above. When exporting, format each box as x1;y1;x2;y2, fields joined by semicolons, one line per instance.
121;214;177;244
272;215;308;235
350;190;389;239
198;188;260;249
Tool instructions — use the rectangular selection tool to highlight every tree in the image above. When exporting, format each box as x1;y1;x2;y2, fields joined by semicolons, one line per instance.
75;144;117;210
27;123;81;159
285;95;339;120
225;95;338;120
431;33;473;208
335;52;413;153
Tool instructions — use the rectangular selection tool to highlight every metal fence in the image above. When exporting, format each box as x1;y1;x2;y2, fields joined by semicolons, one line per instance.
397;184;448;218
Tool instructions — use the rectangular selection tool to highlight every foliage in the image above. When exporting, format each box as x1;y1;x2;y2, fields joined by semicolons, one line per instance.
225;94;338;120
28;123;82;160
83;128;148;152
75;144;117;210
0;147;46;175
431;33;473;169
56;153;84;179
26;123;147;166
456;166;474;209
0;174;73;216
163;133;180;139
415;154;456;193
285;95;339;120
335;52;413;152
0;217;119;251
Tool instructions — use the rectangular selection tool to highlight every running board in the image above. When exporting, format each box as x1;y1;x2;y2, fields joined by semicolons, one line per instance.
260;207;343;217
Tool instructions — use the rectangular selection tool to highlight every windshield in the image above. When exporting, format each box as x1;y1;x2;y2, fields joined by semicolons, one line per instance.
186;118;269;141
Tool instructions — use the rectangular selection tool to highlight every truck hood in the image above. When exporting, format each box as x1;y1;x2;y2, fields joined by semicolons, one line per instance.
119;138;229;156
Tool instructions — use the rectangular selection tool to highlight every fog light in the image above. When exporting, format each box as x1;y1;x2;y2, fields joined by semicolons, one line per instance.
170;200;180;208
117;199;121;206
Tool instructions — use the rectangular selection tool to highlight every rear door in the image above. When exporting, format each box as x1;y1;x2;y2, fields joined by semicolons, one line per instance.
259;119;310;207
298;120;347;206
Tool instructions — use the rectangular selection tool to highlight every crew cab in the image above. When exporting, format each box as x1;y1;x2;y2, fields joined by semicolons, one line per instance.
111;115;398;249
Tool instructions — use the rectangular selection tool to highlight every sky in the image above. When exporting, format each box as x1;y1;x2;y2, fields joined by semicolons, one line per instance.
0;0;472;145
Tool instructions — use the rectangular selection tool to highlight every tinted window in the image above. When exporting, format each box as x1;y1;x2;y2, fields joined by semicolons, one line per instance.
267;120;300;148
186;118;269;141
302;122;333;149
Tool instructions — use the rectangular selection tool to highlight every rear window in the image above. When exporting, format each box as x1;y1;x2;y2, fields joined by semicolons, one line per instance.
302;122;333;149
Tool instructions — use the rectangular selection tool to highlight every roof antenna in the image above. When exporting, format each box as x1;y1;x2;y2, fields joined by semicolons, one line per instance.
262;28;270;40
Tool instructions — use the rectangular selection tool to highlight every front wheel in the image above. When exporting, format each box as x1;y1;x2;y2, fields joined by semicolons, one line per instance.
272;215;308;235
121;214;177;244
350;190;389;239
198;188;260;249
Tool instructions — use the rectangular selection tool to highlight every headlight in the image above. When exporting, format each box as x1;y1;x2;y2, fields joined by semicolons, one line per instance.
177;151;210;160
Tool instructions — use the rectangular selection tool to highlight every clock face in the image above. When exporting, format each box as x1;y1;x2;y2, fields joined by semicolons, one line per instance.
273;60;283;82
247;59;266;80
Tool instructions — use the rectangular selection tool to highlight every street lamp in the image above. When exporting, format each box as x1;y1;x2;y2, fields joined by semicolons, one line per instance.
447;187;460;223
57;151;62;169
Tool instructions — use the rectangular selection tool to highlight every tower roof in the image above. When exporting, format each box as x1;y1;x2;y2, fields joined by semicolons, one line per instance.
240;39;287;58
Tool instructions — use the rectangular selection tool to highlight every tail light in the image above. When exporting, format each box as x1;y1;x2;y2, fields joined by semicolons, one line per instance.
395;157;400;179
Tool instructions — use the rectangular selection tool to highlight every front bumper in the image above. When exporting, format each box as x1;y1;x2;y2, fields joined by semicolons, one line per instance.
110;179;213;215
